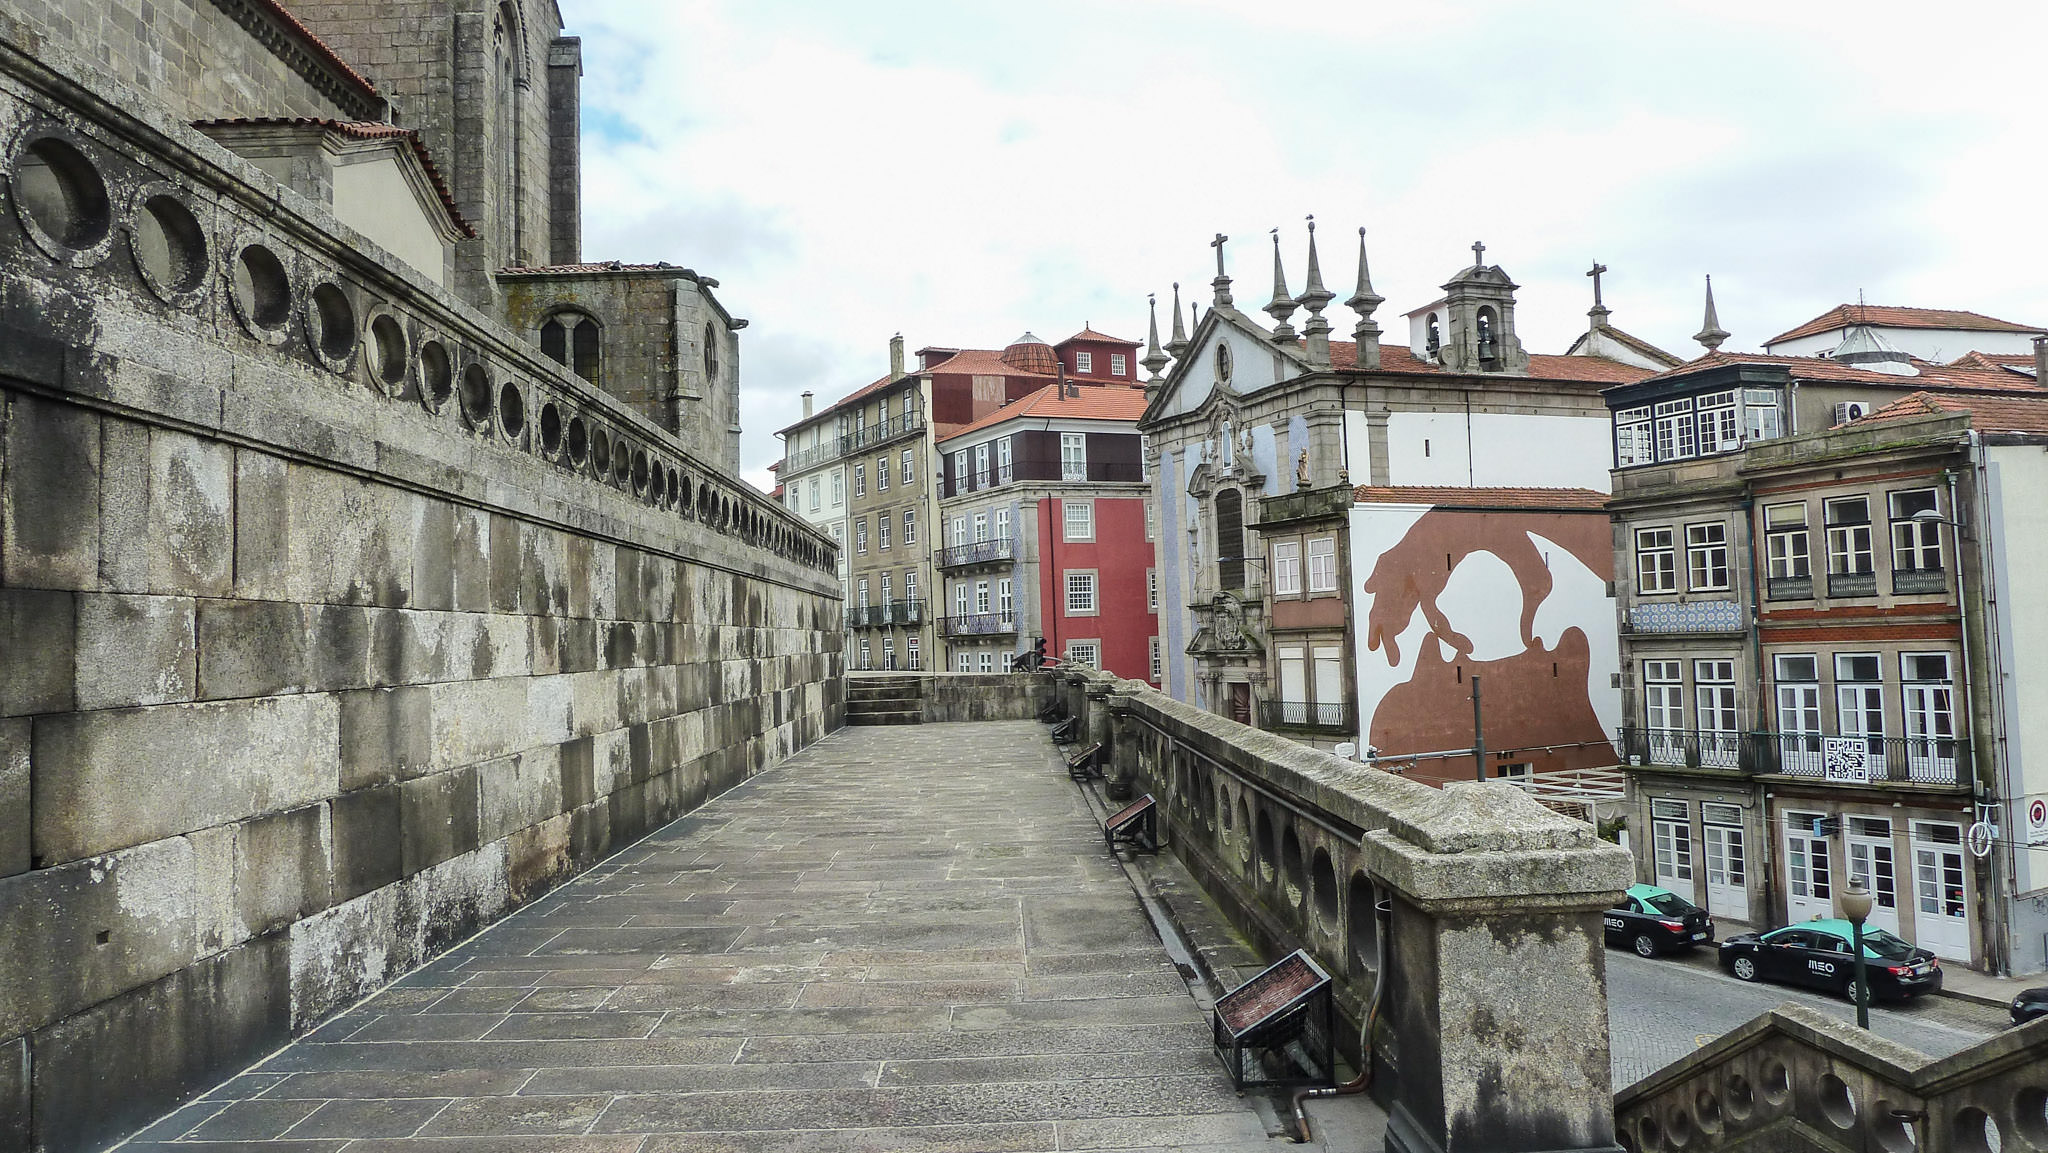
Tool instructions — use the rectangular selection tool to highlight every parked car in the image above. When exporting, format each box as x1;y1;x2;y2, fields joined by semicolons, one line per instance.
1605;883;1715;957
2012;987;2048;1028
1719;920;1942;1003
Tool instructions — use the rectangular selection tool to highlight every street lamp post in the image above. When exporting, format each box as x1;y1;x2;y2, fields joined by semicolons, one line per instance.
1840;879;1875;1028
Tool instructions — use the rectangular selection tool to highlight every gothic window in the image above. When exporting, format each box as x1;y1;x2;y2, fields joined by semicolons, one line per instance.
703;322;720;382
492;3;522;262
1215;489;1245;591
539;312;600;385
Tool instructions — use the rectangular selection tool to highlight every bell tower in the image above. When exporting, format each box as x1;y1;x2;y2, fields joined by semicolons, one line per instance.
1439;241;1528;375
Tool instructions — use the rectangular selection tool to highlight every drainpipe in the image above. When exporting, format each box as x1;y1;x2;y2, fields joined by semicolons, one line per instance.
1742;492;1775;929
1290;895;1392;1143
1955;436;2010;974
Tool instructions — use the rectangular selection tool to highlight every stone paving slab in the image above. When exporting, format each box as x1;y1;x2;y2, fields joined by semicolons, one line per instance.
123;722;1303;1152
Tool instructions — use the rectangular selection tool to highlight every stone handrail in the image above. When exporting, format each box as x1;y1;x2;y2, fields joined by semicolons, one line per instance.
1049;668;1634;1153
1613;1003;2048;1152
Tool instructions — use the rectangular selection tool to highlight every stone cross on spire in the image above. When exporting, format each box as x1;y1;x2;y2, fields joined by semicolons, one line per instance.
1586;261;1611;331
1471;240;1486;269
1264;228;1298;342
1346;227;1385;371
1210;233;1233;307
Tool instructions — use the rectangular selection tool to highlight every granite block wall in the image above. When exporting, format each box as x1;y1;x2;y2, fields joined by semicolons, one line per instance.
0;31;840;1152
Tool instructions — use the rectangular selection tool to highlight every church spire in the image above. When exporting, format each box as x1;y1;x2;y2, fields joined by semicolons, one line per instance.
1141;293;1170;387
1296;216;1334;367
1165;282;1188;359
1264;227;1298;342
1694;274;1730;353
1346;227;1384;371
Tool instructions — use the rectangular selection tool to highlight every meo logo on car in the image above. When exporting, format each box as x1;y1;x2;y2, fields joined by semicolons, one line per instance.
1808;959;1837;975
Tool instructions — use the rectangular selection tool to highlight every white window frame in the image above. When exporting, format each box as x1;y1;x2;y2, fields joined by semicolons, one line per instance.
1066;640;1100;668
1065;570;1098;615
1147;568;1158;612
808;477;820;512
831;471;844;506
1306;536;1337;593
1061;433;1087;482
1888;489;1942;573
1076;351;1093;374
903;510;916;545
877;455;889;491
1149;635;1162;682
974;443;990;488
1765;502;1809;580
956;651;971;673
1636;527;1677;594
855;518;868;554
853;463;865;497
1064;499;1094;542
1825;497;1874;575
901;447;914;484
878;517;891;550
998;577;1013;619
1686;522;1729;591
907;636;920;671
1110;352;1127;376
1272;540;1302;596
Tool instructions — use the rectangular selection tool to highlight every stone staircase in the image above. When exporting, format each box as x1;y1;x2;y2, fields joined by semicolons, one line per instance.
845;674;924;725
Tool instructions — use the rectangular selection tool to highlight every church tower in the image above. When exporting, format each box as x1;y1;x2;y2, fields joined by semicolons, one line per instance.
1438;241;1529;375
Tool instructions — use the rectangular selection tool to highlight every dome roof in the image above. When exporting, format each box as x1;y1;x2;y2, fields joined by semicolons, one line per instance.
1000;332;1059;375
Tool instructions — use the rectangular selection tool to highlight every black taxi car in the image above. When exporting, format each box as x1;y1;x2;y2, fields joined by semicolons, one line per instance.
1604;883;1715;957
2011;986;2048;1028
1718;919;1942;1003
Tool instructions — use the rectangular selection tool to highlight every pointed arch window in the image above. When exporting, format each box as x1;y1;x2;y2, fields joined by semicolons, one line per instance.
1216;489;1245;592
540;311;601;385
492;2;523;262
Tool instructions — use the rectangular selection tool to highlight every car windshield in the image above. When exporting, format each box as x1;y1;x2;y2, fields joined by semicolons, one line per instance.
1642;893;1693;917
1861;930;1917;961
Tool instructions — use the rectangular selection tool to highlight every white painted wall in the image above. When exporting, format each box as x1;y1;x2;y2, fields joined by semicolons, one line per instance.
332;154;448;286
1986;447;2048;903
1343;408;1373;484
1383;412;1611;491
1767;327;2039;362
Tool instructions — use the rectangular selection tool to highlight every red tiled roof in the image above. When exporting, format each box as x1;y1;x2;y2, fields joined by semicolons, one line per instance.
1351;485;1610;511
256;0;381;99
922;348;1060;379
1320;340;1655;385
1766;305;2045;347
1627;349;2040;394
939;381;1150;443
1864;391;2048;436
1947;352;2039;375
1059;325;1139;347
193;117;471;237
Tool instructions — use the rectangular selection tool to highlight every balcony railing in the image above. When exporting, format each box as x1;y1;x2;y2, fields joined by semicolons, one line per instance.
784;439;842;473
1259;700;1353;733
938;612;1017;637
1826;570;1876;598
1618;727;1969;786
1893;566;1947;594
937;536;1016;569
1765;575;1812;601
848;411;924;453
846;600;925;629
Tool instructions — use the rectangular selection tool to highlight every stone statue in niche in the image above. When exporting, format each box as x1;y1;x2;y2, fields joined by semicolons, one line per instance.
1240;425;1255;459
1296;448;1311;490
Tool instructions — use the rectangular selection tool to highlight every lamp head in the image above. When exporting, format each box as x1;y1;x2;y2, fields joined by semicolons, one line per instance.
1840;879;1875;923
1912;508;1944;524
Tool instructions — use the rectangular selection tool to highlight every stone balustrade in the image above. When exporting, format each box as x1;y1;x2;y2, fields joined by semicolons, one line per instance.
1052;668;1634;1153
1613;1004;2048;1153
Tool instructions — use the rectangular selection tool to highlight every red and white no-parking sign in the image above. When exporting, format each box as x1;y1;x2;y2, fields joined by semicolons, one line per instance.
2028;797;2048;847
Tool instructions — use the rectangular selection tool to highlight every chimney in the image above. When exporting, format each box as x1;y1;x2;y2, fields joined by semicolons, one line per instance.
2035;335;2047;384
889;333;905;379
801;390;813;418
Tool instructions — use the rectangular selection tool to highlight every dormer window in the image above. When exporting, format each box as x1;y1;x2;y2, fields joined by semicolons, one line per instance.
1076;351;1093;373
540;311;600;384
1110;353;1127;376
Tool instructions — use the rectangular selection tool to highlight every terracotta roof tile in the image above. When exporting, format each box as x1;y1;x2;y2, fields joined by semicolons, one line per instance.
921;348;1061;380
940;382;1150;443
1947;351;2039;375
193;117;471;237
1351;485;1610;511
1864;391;2048;435
1059;325;1139;347
1628;349;2040;394
1766;305;2046;347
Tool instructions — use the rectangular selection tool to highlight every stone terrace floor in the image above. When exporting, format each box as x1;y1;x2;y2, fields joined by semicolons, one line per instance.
123;722;1310;1153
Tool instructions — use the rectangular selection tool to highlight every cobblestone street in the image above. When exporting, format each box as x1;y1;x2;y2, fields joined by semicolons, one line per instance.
120;723;1292;1152
1606;946;2009;1088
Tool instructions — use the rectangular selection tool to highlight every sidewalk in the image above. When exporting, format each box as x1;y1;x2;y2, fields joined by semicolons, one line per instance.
1712;918;2034;1010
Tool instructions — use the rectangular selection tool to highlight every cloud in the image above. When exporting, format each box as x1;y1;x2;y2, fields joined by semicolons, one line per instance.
569;0;2048;491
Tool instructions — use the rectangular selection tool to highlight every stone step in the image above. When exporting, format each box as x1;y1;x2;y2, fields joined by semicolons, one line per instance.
844;708;923;725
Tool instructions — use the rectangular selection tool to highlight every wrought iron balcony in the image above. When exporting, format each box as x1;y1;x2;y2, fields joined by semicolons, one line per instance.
1618;727;1969;787
783;439;842;473
1893;566;1948;595
848;411;924;453
937;536;1016;569
846;600;924;628
939;612;1017;637
1826;570;1877;598
889;599;924;626
1259;700;1353;733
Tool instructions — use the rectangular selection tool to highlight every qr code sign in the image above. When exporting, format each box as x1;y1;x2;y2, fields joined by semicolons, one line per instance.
1822;738;1868;782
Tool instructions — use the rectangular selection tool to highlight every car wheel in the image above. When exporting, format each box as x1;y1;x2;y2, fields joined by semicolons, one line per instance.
1732;956;1758;982
1632;934;1657;958
1844;978;1872;1007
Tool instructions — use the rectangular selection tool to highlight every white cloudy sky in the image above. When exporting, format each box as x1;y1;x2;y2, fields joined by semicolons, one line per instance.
567;0;2046;492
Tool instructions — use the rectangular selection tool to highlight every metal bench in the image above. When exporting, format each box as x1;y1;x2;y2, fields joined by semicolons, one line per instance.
1064;742;1102;781
1103;793;1158;855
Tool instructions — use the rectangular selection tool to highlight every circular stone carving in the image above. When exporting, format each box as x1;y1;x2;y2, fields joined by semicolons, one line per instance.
227;240;293;344
566;415;588;467
590;428;612;478
1950;1108;2000;1153
538;402;564;458
8;131;113;264
126;184;208;305
497;381;526;440
1817;1074;1857;1131
457;362;493;428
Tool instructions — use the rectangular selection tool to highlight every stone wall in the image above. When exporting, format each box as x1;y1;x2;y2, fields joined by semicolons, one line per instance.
1061;668;1633;1153
2;0;368;123
0;30;839;1153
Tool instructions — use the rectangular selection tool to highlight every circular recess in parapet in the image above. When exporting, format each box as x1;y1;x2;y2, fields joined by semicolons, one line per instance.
497;381;527;441
664;467;680;509
631;449;650;496
304;280;359;373
227;239;293;344
7;131;114;265
647;460;665;504
418;340;453;413
365;310;410;396
612;443;633;489
589;428;613;478
537;402;564;459
565;415;588;467
458;362;493;428
125;184;208;305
